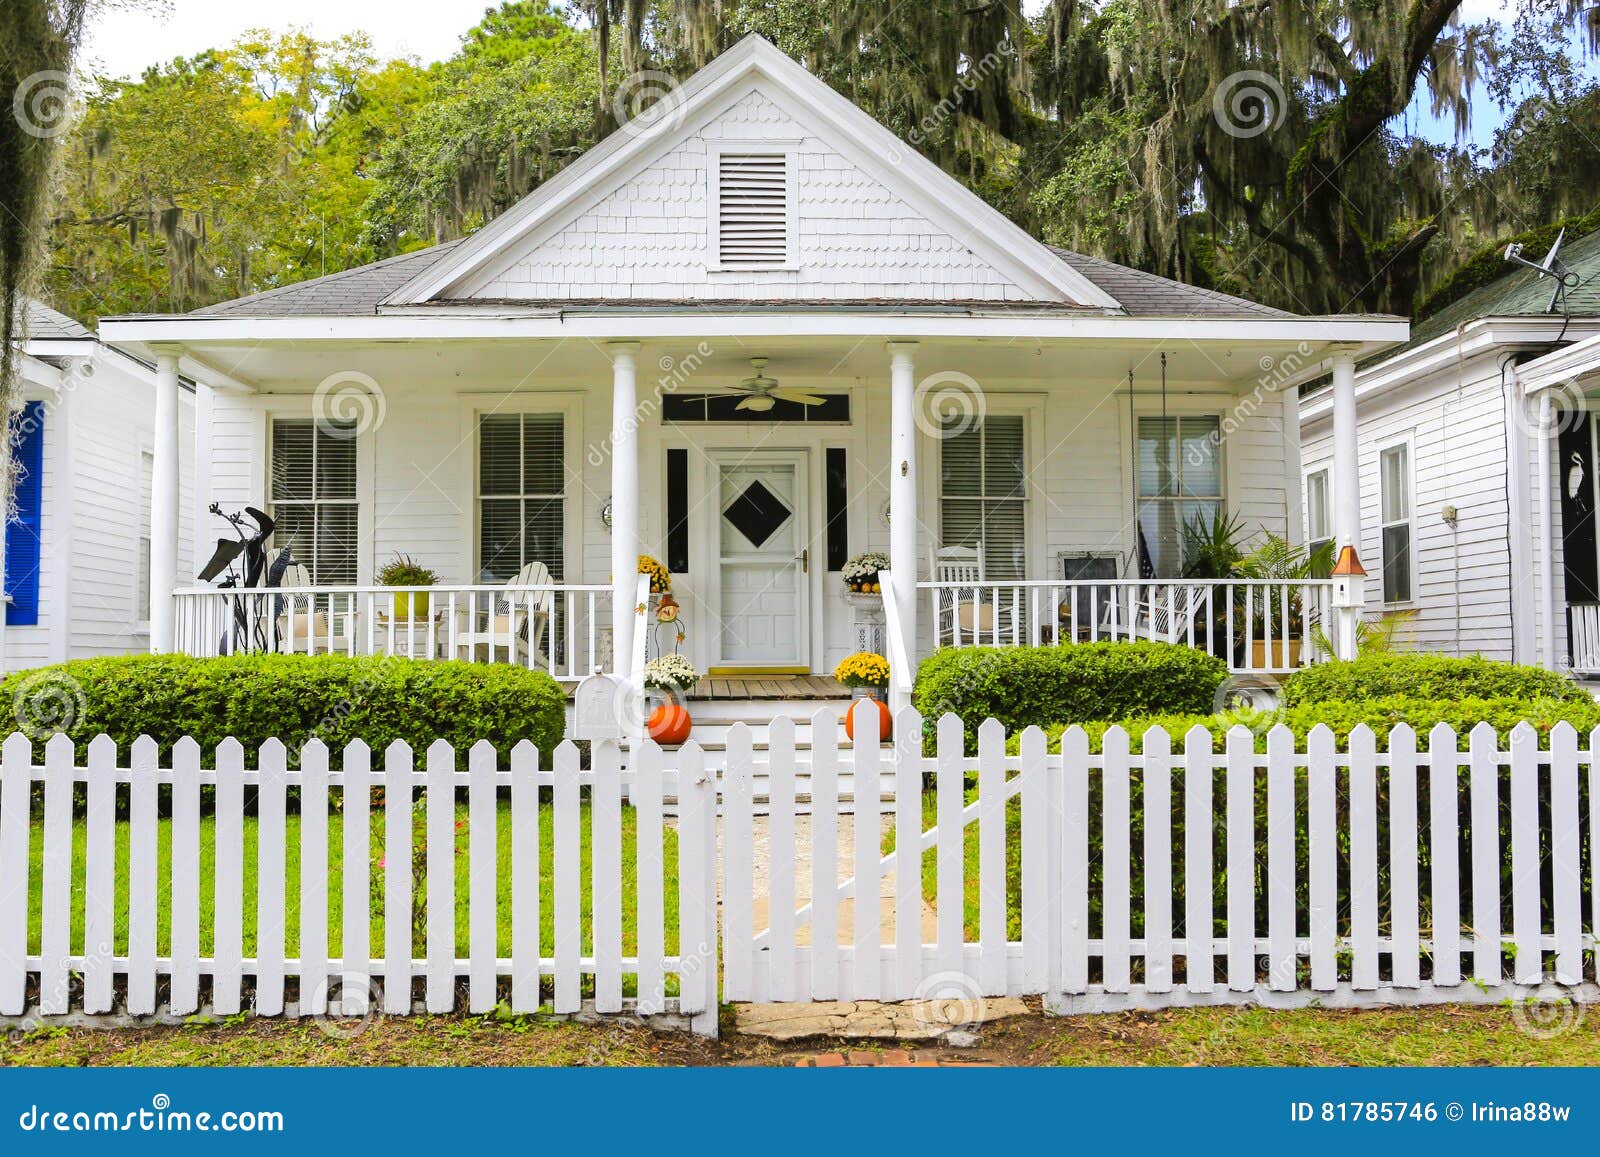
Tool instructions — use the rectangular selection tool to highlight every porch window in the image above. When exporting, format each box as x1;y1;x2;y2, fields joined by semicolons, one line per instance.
939;415;1026;580
1305;467;1333;560
1379;443;1413;603
1136;416;1222;577
478;413;565;582
270;419;358;585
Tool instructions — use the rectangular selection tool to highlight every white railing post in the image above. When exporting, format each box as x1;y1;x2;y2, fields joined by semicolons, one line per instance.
879;569;914;711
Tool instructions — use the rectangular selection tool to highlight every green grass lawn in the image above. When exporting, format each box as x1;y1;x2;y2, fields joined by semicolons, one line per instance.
25;802;678;959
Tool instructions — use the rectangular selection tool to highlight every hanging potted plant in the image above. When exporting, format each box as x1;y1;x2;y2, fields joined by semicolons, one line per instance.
377;554;439;622
642;653;699;745
841;551;890;594
834;651;892;740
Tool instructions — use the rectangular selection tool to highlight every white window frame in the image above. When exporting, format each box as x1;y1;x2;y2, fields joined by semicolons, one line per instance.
1133;411;1227;578
1303;464;1333;558
136;445;153;627
1377;435;1417;605
928;397;1045;583
263;411;369;587
707;142;799;273
459;393;584;587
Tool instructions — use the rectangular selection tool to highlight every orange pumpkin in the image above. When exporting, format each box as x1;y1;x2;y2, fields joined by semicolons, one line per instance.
647;702;693;746
844;698;892;742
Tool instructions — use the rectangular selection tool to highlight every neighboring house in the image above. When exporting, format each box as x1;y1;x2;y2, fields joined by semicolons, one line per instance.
100;35;1405;708
1298;228;1600;673
6;298;195;671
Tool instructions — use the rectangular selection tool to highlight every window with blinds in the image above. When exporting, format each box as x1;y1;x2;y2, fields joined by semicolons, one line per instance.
478;413;565;582
1136;416;1223;578
939;415;1027;580
716;152;790;267
270;419;358;585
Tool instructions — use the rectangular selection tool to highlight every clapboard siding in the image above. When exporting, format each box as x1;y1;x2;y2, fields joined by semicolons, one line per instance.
1301;352;1516;660
9;347;193;670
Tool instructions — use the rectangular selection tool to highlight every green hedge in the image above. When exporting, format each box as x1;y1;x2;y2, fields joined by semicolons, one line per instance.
0;653;567;765
1006;695;1600;755
913;641;1227;752
1279;653;1588;706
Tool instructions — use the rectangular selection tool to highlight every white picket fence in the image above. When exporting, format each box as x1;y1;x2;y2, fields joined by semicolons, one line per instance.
2;709;1597;1035
0;732;717;1032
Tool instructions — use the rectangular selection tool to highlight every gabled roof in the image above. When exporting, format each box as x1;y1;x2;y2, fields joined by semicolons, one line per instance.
384;34;1121;310
19;297;92;340
1407;228;1600;350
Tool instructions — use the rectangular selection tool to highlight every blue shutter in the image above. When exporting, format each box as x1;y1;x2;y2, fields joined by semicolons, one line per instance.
6;402;44;626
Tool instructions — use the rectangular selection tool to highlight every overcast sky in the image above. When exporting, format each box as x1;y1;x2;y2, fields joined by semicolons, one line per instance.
80;0;496;78
78;0;1557;150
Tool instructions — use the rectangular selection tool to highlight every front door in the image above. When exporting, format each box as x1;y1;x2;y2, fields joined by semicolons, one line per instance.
715;454;809;670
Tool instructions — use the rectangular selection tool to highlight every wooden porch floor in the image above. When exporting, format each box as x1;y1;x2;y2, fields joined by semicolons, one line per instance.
685;675;848;701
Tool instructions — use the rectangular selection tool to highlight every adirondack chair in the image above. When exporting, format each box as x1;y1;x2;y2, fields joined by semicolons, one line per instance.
451;561;555;666
274;564;356;654
931;543;1004;643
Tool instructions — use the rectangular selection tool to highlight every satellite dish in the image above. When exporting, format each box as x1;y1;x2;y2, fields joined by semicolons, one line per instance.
1504;228;1580;313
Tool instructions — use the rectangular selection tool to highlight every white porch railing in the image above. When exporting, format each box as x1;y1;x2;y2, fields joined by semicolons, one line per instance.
172;583;614;681
920;578;1335;674
1570;603;1600;676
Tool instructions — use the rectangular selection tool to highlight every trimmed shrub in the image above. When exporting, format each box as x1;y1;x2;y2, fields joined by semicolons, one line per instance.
1280;653;1587;706
913;641;1227;751
1007;695;1600;755
0;653;567;765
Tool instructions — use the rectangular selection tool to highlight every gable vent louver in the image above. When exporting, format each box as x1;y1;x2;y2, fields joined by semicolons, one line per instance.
717;152;790;267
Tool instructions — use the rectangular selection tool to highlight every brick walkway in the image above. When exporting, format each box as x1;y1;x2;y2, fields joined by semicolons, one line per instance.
785;1049;998;1067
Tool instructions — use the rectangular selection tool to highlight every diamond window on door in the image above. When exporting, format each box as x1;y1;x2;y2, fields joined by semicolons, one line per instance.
723;479;792;548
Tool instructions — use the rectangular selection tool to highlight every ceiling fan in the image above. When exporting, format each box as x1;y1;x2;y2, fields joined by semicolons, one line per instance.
729;357;827;411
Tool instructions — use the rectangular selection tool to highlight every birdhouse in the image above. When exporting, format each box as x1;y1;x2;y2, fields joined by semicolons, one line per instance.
1331;545;1367;609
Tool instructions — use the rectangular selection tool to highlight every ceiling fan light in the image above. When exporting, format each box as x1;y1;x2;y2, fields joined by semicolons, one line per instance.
736;394;775;412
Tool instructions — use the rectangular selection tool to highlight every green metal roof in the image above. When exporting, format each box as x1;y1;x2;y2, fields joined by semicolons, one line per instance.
1409;228;1600;349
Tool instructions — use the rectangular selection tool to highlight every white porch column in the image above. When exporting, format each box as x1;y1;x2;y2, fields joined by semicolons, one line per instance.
149;350;181;652
608;342;641;676
887;342;919;688
1329;348;1362;660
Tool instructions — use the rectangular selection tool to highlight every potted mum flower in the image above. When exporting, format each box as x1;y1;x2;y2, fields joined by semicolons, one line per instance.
833;651;892;740
638;554;672;594
841;551;890;594
642;653;699;745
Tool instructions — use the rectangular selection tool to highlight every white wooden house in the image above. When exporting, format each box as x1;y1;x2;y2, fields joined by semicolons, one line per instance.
100;36;1404;711
1298;228;1600;674
6;298;195;671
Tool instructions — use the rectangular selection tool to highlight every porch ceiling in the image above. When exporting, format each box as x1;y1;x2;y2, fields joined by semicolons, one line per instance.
142;332;1366;395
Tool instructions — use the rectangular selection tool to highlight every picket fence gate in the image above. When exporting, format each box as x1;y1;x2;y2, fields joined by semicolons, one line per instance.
3;706;1598;1038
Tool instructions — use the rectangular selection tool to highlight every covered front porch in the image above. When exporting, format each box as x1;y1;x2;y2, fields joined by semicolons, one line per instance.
108;313;1398;698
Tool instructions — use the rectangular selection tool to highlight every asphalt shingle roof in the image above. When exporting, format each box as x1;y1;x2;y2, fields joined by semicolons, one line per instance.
192;242;466;318
180;237;1296;320
19;297;92;340
1407;228;1600;350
